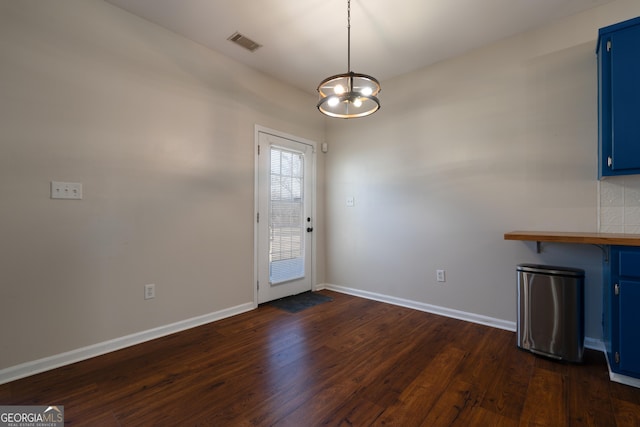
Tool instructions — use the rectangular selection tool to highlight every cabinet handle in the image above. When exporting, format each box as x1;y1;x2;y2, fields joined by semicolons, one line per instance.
608;156;612;168
614;283;620;296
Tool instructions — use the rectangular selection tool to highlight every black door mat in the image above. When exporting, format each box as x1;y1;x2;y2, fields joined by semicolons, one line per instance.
267;291;333;313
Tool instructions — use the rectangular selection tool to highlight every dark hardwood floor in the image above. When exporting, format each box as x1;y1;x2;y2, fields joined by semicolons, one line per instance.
1;290;639;426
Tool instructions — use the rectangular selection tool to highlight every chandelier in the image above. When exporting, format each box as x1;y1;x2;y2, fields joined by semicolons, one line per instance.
317;0;381;119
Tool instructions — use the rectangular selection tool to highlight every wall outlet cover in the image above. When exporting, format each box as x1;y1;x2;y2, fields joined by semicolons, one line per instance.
144;284;155;300
51;181;83;200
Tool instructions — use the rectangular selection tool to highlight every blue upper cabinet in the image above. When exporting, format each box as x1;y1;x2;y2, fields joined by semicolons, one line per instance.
598;17;640;178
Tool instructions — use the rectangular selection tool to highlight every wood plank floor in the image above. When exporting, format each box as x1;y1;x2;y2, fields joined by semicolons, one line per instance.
2;290;640;426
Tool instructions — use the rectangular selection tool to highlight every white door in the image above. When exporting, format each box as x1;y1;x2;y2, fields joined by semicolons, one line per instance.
257;131;314;303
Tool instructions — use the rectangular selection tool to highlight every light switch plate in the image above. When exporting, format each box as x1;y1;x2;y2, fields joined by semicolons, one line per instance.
144;284;155;300
51;181;83;199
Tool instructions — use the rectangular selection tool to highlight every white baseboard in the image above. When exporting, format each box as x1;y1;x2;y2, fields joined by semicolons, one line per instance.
609;371;640;388
2;285;607;386
320;283;604;351
0;302;254;386
584;337;605;352
604;351;640;388
323;283;516;331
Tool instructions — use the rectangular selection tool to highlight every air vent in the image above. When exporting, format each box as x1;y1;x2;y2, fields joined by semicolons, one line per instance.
227;32;262;52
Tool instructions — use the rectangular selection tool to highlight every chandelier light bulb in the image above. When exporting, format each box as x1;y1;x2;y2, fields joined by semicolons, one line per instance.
334;84;345;95
353;98;362;108
360;87;373;96
328;97;340;107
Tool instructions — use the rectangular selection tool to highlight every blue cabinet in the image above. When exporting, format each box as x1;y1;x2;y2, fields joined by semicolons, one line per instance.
604;246;640;379
598;17;640;178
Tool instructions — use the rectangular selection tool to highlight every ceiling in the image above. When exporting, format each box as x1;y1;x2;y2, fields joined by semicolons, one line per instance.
104;0;613;95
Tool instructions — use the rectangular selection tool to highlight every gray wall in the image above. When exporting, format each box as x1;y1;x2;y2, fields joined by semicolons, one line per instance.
0;0;324;370
324;0;640;343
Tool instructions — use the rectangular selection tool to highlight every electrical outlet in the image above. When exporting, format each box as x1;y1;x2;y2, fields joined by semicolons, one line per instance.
51;181;83;200
144;284;155;300
436;270;446;282
346;196;355;207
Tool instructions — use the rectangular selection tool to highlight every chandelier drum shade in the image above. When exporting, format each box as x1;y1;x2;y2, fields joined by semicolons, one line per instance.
317;0;380;119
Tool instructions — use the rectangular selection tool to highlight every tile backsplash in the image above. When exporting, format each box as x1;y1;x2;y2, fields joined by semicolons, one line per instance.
599;175;640;233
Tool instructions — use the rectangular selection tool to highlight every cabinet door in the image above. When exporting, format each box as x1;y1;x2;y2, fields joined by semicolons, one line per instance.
610;25;640;172
619;280;640;375
602;253;614;363
599;20;640;178
599;32;613;178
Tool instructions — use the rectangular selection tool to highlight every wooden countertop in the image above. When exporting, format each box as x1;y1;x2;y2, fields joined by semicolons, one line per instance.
504;230;640;246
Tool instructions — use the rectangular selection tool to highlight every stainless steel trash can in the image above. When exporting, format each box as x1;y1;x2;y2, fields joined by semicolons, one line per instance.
517;264;584;362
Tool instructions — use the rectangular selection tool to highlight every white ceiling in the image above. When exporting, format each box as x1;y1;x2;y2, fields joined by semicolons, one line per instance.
104;0;613;94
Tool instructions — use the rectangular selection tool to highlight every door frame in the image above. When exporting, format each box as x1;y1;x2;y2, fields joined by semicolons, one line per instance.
253;124;318;307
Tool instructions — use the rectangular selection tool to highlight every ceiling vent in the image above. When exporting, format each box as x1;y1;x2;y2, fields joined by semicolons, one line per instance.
227;32;262;52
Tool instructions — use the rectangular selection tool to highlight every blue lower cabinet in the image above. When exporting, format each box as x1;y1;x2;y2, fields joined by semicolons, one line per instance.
605;246;640;380
619;281;640;376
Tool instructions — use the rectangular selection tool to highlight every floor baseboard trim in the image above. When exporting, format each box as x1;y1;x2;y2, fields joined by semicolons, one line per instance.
604;351;640;388
3;287;606;386
584;337;605;352
324;283;516;331
321;283;604;352
0;302;254;385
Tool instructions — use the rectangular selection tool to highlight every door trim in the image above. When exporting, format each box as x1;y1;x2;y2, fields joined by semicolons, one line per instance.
254;125;318;307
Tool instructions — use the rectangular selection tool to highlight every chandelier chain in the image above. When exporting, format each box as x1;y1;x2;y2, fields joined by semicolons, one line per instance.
347;0;351;72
